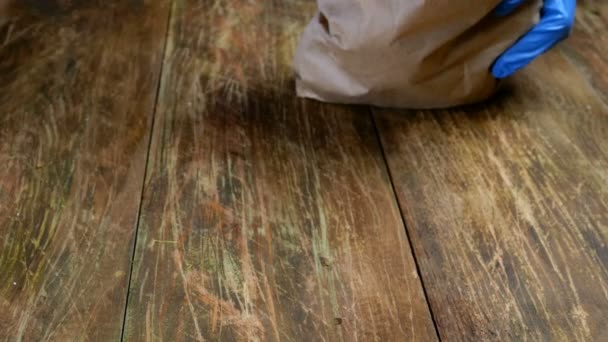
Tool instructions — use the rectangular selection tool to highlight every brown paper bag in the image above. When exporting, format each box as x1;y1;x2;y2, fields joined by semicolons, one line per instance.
294;0;542;109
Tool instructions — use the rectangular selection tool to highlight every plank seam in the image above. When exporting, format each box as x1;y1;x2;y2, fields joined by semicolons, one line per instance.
119;1;175;340
369;110;443;342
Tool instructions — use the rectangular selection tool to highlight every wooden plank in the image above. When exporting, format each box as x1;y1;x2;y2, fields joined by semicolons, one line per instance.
374;46;608;340
123;0;437;340
0;1;170;340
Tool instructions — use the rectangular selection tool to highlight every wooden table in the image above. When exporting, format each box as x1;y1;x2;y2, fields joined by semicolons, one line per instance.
1;0;606;340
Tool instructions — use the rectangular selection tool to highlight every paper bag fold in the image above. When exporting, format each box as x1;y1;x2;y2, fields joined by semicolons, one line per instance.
294;0;542;109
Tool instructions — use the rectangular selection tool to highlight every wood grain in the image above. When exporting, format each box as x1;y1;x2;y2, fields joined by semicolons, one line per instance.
123;0;436;340
0;1;170;340
374;38;608;342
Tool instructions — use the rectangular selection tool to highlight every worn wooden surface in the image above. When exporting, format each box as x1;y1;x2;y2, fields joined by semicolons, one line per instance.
0;1;169;340
2;0;608;341
374;5;608;340
122;0;436;341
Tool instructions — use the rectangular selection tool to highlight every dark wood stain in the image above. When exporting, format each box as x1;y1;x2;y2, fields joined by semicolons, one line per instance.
122;0;436;341
374;4;608;340
0;0;170;340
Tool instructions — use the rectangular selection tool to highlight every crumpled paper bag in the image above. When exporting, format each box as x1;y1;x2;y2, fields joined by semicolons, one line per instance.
294;0;542;109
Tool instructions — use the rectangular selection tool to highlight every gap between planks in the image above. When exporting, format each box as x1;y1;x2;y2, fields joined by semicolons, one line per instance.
119;2;176;341
369;109;443;341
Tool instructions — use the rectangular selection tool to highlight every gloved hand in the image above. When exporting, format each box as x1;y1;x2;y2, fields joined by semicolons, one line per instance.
492;0;576;78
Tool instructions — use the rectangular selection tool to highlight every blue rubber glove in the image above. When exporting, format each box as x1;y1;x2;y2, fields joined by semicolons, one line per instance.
492;0;576;78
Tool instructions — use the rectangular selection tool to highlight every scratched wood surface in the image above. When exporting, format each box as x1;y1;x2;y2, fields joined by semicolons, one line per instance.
0;1;169;340
122;0;437;341
373;6;608;341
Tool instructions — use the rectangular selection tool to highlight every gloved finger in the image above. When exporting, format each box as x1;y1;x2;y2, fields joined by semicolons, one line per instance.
492;0;576;78
495;0;528;16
